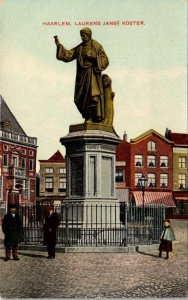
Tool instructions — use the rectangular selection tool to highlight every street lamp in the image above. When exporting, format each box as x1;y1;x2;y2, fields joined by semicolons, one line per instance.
137;173;148;224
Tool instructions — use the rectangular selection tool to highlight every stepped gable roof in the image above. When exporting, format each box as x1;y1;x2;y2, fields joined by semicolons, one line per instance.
167;132;188;146
130;129;174;144
39;150;65;163
0;95;26;135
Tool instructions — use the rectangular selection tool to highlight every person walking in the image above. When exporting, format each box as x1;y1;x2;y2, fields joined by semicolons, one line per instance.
2;206;22;261
159;219;176;259
43;205;60;259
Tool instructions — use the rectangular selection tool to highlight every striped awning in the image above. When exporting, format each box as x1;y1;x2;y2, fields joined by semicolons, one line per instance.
133;191;176;207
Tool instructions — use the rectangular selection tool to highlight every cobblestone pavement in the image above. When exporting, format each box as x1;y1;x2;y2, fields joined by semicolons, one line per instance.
0;220;187;298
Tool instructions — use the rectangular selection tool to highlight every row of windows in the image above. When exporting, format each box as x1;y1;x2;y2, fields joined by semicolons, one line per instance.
44;167;66;174
116;170;187;190
45;177;66;192
135;173;169;188
3;154;34;171
135;155;187;168
3;145;34;156
135;155;169;167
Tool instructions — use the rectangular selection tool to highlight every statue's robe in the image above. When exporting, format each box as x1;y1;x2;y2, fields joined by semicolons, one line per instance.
56;39;109;120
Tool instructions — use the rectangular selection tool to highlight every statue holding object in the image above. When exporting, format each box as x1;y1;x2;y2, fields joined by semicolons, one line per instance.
54;28;114;126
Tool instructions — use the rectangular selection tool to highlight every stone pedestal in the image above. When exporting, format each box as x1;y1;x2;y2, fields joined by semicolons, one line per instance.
60;123;122;244
60;123;120;203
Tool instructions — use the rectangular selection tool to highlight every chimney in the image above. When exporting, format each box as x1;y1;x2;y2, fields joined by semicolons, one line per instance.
123;131;127;141
165;128;171;139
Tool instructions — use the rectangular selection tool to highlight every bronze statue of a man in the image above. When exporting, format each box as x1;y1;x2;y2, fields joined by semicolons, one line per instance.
55;28;109;123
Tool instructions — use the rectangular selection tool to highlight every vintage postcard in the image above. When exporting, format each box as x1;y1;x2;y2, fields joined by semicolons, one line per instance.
0;0;187;298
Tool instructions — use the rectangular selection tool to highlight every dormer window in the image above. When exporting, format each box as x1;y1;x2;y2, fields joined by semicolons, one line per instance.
148;141;156;151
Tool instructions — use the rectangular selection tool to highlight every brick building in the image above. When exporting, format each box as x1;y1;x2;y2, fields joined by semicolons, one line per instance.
0;96;37;216
165;128;188;217
116;129;176;208
38;150;66;206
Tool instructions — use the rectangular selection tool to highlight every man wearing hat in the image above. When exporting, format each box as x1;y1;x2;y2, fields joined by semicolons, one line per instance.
43;205;60;259
159;219;176;259
2;206;22;261
55;27;109;123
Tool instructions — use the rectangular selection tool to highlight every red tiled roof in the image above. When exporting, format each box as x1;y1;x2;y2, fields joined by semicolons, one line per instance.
168;133;188;146
39;150;65;163
133;191;176;207
48;150;65;161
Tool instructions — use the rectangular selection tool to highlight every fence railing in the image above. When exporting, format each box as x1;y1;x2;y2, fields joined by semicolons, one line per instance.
19;203;165;247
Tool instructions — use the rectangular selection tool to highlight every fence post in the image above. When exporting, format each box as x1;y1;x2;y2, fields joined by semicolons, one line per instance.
122;203;128;246
65;203;70;246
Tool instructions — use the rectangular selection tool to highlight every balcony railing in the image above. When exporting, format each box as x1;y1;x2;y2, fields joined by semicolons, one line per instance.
9;166;26;178
0;129;37;146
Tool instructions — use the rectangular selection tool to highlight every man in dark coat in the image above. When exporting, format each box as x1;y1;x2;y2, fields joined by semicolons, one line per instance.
2;206;22;261
55;27;109;123
43;206;60;259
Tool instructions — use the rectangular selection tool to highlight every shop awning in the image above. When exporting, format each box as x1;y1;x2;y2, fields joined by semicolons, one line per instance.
116;189;129;203
173;192;188;202
133;191;176;207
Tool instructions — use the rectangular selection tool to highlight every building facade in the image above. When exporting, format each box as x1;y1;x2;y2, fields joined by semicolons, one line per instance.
0;96;37;217
116;129;175;208
38;150;66;205
165;128;188;217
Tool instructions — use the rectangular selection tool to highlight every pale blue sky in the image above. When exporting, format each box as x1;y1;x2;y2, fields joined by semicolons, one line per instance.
0;0;187;169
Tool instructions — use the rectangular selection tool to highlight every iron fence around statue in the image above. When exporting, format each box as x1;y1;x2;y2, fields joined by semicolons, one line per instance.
19;203;165;247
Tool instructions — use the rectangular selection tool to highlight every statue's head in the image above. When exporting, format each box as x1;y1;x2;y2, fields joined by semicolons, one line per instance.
80;27;92;42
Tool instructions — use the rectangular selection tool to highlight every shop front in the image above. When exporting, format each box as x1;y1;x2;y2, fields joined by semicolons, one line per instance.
171;192;188;219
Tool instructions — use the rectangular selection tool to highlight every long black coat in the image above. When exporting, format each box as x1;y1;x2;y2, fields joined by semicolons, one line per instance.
2;212;22;247
43;212;60;246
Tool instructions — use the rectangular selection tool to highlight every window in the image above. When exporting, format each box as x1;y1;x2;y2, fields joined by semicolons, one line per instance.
12;155;18;167
135;173;142;187
11;133;18;141
135;155;143;167
59;178;66;192
115;170;124;182
147;156;156;167
160;156;168;168
0;176;2;200
29;159;34;171
24;178;30;199
3;154;8;167
148;173;156;187
148;141;156;151
22;149;26;155
20;136;27;143
29;150;34;156
45;177;53;192
3;145;8;151
160;174;168;188
45;168;53;174
59;167;66;174
179;157;186;169
21;158;26;169
179;174;186;189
